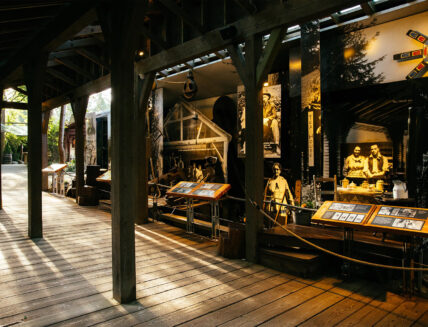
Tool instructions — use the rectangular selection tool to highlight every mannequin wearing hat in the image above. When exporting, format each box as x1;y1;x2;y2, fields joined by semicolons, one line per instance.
263;93;280;154
264;162;294;225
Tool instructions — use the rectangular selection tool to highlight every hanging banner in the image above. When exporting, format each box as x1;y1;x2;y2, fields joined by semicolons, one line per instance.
85;112;97;167
237;82;282;158
308;111;314;167
301;20;321;169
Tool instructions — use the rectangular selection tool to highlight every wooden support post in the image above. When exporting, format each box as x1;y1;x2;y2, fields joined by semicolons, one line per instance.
24;52;48;238
0;88;3;210
41;111;51;191
227;29;282;262
135;71;155;225
58;105;66;163
104;0;146;304
243;35;263;263
71;96;88;203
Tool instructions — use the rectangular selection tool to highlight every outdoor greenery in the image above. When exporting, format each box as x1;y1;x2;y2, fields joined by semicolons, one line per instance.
2;87;111;166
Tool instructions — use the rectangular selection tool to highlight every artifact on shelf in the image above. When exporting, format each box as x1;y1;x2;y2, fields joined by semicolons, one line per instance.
342;178;349;188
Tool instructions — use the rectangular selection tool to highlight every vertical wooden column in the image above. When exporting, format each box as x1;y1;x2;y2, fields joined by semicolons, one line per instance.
135;71;155;225
0;89;3;209
41;111;51;191
23;52;48;238
71;96;88;203
243;35;264;262
58;105;66;163
227;27;285;262
106;0;145;303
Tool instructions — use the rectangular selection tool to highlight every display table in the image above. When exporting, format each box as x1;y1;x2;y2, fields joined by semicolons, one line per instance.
337;186;383;204
166;181;231;237
95;170;111;184
42;163;67;195
312;201;428;293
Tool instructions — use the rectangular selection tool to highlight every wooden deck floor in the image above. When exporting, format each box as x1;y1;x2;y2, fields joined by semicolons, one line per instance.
0;165;428;326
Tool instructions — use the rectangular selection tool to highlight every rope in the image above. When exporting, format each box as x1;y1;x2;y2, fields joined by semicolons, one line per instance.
154;182;428;271
148;182;171;189
247;197;428;272
226;195;317;212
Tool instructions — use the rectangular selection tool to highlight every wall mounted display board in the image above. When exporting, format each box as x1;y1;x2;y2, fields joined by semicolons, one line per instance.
166;181;231;201
312;201;376;228
96;170;111;184
365;205;428;236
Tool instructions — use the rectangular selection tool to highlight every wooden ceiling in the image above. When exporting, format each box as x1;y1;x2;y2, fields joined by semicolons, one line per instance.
0;0;426;111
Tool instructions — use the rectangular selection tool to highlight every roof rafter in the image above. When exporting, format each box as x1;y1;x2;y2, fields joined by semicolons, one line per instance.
138;0;364;74
232;0;257;14
0;2;97;84
47;68;77;87
75;48;109;69
53;57;95;80
158;0;204;35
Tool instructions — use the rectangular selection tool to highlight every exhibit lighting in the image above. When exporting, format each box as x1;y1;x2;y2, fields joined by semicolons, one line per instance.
263;82;269;87
289;60;301;70
135;50;145;62
344;47;355;60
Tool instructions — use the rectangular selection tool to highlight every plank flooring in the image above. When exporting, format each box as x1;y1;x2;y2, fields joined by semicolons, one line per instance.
0;165;428;326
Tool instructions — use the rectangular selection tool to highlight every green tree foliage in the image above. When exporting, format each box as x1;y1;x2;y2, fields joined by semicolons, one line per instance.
3;88;28;162
48;117;60;164
321;23;385;92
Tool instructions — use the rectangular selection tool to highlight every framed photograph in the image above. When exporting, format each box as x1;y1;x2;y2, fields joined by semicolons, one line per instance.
237;83;282;158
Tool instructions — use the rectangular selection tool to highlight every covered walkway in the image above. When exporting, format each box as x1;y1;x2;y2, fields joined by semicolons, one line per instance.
0;165;427;326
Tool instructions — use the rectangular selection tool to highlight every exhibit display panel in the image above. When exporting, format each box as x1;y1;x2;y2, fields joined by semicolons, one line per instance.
366;205;428;236
163;101;231;183
166;181;231;201
312;201;376;228
313;201;428;237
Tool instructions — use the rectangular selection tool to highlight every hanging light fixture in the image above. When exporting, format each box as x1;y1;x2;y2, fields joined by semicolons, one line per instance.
183;70;198;100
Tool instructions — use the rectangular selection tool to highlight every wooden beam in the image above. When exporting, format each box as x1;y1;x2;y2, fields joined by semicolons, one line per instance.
330;12;341;24
0;3;97;83
54;57;96;80
56;37;103;52
361;1;376;15
243;34;263;263
232;0;257;14
108;0;145;304
0;88;3;209
46;68;77;87
256;26;287;87
11;86;27;95
158;0;204;34
70;96;88;204
23;52;48;239
226;44;248;83
137;0;363;74
140;24;168;50
75;25;103;37
135;72;156;225
0;101;28;110
42;74;110;111
0;2;65;10
44;81;63;94
41;111;51;191
75;48;110;69
214;51;226;59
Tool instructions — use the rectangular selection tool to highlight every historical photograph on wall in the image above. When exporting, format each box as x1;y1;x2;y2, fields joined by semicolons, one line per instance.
85;112;97;167
237;83;282;158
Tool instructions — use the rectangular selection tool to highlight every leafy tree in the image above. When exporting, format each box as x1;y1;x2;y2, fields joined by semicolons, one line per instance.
321;23;385;92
